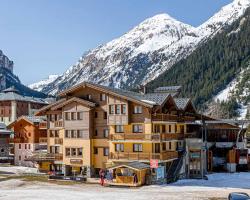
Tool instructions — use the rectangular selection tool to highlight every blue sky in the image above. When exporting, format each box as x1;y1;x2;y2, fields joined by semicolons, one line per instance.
0;0;232;85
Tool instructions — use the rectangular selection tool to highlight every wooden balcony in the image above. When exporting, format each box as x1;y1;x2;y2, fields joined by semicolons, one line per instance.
25;153;63;162
39;137;48;144
55;120;63;128
109;133;184;141
152;114;196;122
109;151;178;161
39;122;47;129
152;114;178;122
7;138;29;143
54;138;63;145
109;133;160;141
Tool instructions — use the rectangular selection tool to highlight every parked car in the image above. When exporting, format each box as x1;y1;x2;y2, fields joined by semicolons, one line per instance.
228;193;250;200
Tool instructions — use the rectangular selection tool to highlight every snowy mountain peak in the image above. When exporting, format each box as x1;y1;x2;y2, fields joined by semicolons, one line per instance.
29;75;60;92
31;1;250;95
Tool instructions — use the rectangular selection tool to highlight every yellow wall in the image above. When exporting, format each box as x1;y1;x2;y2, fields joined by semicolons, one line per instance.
92;139;108;169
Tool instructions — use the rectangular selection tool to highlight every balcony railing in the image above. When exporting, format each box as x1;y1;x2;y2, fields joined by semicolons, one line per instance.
55;120;63;127
7;138;29;143
109;133;184;141
25;153;63;162
152;114;178;122
109;151;178;161
152;114;196;122
54;138;63;145
39;122;47;129
39;137;48;144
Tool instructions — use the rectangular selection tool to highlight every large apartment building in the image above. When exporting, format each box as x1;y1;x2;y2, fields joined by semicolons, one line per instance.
34;82;198;178
0;87;48;125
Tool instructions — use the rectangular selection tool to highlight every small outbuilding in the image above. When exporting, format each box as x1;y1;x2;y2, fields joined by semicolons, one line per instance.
108;162;150;186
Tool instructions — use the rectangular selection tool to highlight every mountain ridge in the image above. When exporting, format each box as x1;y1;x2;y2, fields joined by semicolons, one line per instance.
30;0;250;96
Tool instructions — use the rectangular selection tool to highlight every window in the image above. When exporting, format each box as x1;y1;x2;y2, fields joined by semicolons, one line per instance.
25;144;27;149
169;125;172;133
55;130;59;137
100;94;106;101
133;124;143;133
115;105;121;114
175;124;177;133
72;148;77;156
115;125;124;133
77;112;84;120
66;148;70;156
109;105;115;114
95;112;98;118
77;130;84;138
162;143;166;151
71;112;77;120
134;106;142;114
71;130;77;138
115;144;124;152
28;144;31;149
94;147;98;154
162;125;166;133
65;130;70;138
154;125;160;133
65;112;70;120
95;129;98;136
169;142;172;150
78;148;83;156
19;144;21;149
103;129;109;138
103;148;109;156
133;144;142;152
103;112;107;119
121;104;126;114
19;155;21;161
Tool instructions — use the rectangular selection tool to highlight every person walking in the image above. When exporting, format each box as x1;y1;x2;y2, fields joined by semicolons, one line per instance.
99;169;105;186
133;173;138;185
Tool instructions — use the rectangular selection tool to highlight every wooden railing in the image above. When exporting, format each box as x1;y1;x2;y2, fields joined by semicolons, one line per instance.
109;133;184;141
54;138;63;145
39;122;47;129
25;153;63;161
109;151;178;161
7;138;29;143
152;114;196;122
39;137;47;144
152;114;178;121
55;120;63;127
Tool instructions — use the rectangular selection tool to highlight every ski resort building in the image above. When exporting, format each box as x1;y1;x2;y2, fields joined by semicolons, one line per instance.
7;116;47;168
31;82;200;184
0;87;48;126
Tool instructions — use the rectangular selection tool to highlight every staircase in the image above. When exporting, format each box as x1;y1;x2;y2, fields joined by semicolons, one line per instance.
166;152;186;183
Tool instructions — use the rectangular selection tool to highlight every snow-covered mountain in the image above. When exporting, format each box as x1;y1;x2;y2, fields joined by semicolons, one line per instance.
33;0;250;95
29;75;60;92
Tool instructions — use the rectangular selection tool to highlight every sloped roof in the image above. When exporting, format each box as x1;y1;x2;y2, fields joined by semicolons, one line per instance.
174;98;191;110
154;86;181;92
0;90;48;104
108;161;150;171
51;97;96;110
7;115;46;128
59;82;170;107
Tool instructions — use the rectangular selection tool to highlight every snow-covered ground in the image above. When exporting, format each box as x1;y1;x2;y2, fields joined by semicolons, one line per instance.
1;167;250;200
0;166;39;175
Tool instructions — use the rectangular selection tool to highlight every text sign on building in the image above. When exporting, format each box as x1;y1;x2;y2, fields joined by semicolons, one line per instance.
150;159;158;169
70;159;83;165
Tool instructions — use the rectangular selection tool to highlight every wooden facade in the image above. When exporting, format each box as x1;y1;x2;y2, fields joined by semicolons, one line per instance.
35;82;198;178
